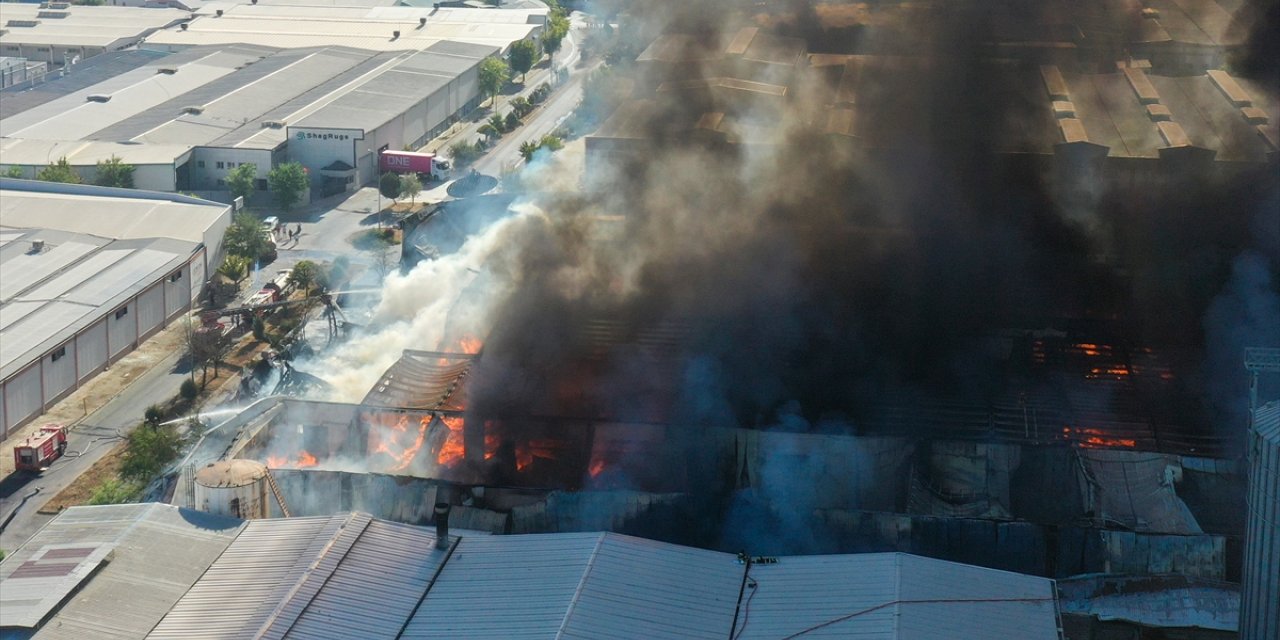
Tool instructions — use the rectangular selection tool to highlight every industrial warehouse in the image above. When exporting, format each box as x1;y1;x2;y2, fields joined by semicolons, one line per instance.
0;179;230;437
0;503;1062;639
0;0;1277;638
0;40;498;196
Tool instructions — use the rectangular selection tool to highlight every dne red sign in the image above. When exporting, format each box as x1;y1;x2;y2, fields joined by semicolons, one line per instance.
379;150;434;173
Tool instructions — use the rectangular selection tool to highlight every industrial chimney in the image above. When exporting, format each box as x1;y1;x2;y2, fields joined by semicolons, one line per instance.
434;502;450;549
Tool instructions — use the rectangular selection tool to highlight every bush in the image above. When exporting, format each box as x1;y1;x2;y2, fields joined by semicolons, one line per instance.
180;378;199;400
252;316;266;341
143;405;165;426
89;478;138;505
511;97;533;117
505;111;522;132
120;423;182;482
449;141;483;167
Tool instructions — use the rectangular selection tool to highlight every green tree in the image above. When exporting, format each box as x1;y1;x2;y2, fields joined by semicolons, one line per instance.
539;134;564;152
478;123;500;140
505;111;521;132
4;166;23;178
399;173;422;205
217;254;251;283
268;162;308;210
288;259;323;295
478;56;510;107
379;172;402;203
223;211;271;261
120;423;181;482
35;157;81;184
509;39;538;82
226;162;257;202
488;113;507;134
449;140;482;167
519;140;541;163
93;155;135;188
89;478;138;505
543;12;570;65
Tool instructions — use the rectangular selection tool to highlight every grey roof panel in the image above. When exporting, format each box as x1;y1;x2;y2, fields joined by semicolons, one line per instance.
0;50;172;118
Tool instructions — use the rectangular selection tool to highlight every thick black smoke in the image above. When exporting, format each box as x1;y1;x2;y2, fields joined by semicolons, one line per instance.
469;1;1272;432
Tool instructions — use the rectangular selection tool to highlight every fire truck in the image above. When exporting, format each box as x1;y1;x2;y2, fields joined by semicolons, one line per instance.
13;424;68;471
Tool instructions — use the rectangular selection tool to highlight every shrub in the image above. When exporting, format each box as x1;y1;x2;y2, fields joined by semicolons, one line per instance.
180;378;199;400
505;111;521;132
143;405;165;426
120;423;182;482
252;316;266;341
89;478;138;505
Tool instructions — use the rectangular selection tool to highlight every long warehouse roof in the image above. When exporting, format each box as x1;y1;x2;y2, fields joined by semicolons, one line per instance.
0;4;189;50
2;505;1062;639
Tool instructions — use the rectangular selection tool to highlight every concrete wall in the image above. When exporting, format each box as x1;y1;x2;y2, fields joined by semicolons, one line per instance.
188;148;274;192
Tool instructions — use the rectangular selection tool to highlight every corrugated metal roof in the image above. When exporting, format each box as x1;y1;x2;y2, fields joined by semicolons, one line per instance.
148;515;347;639
361;350;474;410
0;186;228;245
0;504;242;639
0;4;187;50
1256;400;1280;445
402;533;603;640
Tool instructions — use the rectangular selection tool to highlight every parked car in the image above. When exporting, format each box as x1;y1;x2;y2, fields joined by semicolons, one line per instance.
262;216;281;232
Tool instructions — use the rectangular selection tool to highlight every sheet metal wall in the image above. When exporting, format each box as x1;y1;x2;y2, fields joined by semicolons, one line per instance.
3;364;41;437
1241;424;1280;640
76;319;108;383
136;283;165;341
40;340;77;407
106;299;137;360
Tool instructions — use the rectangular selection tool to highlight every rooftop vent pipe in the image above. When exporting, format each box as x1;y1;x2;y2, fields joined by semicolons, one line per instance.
30;240;45;254
215;9;223;16
392;29;400;39
180;22;187;30
419;17;426;27
433;502;450;549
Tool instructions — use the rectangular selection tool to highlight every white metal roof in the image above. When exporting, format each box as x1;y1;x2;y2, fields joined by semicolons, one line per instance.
0;231;193;378
0;504;243;638
0;4;188;50
0;186;229;245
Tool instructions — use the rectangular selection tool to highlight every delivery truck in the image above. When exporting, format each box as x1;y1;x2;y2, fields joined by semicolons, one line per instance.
379;150;451;181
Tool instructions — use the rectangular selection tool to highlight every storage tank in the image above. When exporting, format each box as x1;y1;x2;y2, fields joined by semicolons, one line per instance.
194;459;271;520
1241;400;1280;640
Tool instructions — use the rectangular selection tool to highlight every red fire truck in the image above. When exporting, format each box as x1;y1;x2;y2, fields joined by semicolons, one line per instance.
13;424;68;471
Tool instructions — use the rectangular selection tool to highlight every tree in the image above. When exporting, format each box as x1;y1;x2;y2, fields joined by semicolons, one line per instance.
543;12;570;66
539;134;564;152
519;140;541;163
184;317;233;386
288;259;323;295
505;111;521;132
488;113;507;133
120;423;181;482
226;162;257;202
93;155;135;188
509;39;538;82
35;157;81;184
223;211;271;261
478;123;500;140
478;56;510;107
379;172;401;204
449;140;482;167
4;166;23;178
217;254;251;283
89;478;138;505
268;162;308;210
399;173;423;205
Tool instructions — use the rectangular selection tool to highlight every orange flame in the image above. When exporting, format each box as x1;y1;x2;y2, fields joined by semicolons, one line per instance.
297;450;317;467
369;414;430;472
265;450;319;468
1062;426;1136;448
459;335;482;355
437;416;465;467
589;458;606;478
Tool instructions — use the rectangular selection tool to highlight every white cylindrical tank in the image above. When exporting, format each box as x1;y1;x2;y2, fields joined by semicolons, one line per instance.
194;459;271;520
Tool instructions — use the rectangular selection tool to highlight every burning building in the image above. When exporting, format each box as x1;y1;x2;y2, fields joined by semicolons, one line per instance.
1241;398;1280;639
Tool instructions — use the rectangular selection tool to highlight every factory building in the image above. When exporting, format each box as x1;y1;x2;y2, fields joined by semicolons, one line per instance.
0;503;1063;639
0;56;46;90
0;179;231;437
0;41;497;196
0;3;189;66
1241;399;1280;640
142;3;546;54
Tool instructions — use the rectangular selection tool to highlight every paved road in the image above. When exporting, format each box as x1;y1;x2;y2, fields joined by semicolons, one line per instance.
0;352;188;551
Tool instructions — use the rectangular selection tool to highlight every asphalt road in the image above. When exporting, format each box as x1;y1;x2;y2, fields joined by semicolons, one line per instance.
0;352;189;551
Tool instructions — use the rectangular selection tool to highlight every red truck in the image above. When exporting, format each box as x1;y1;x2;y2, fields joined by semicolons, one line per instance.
13;424;68;471
379;150;451;181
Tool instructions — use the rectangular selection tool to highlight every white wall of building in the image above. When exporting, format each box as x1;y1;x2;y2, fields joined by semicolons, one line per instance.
137;284;165;341
106;299;137;361
189;148;274;192
76;320;109;383
163;264;191;320
40;340;77;407
3;364;42;437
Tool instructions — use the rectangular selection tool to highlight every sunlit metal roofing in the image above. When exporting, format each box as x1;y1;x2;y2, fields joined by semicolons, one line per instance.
0;504;243;638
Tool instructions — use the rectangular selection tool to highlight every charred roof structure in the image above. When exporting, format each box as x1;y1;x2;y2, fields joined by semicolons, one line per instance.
1;504;1063;640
